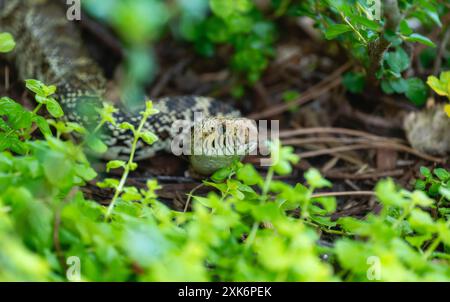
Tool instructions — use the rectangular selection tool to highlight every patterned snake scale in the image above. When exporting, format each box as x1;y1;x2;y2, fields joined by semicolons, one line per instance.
0;0;241;161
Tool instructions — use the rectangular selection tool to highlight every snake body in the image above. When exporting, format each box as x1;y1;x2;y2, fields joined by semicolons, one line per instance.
0;0;242;166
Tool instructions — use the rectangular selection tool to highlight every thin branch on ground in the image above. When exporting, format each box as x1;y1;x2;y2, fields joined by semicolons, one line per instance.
248;61;352;120
279;127;405;143
296;142;445;163
311;191;375;198
323;169;405;180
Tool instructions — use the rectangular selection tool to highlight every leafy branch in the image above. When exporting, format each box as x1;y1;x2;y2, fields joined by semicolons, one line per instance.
103;101;159;219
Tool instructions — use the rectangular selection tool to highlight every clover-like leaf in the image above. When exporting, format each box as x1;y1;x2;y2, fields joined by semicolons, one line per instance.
140;131;158;145
0;32;15;53
44;98;64;118
106;160;126;172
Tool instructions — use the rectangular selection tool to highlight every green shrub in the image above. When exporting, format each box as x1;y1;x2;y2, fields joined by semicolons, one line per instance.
292;0;447;105
0;78;448;280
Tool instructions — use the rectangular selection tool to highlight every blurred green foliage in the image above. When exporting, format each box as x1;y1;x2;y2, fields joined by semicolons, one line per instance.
0;77;449;280
80;0;448;107
82;0;277;103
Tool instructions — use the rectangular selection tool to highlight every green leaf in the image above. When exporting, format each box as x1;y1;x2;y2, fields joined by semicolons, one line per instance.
25;79;45;96
32;116;52;136
385;48;410;74
419;1;442;27
426;10;442;27
324;24;352;40
140;131;159;145
335;240;369;272
42;152;73;186
97;178;119;189
440;187;450;200
210;0;252;18
0;32;15;53
44;98;64;118
342;72;366;93
420;166;431;178
10;138;29;155
86;136;108;154
427;75;449;96
327;0;352;15
211;166;233;183
405;234;432;249
122;187;142;202
381;80;395;94
411;190;433;207
434;168;450;181
65;122;86;135
143;100;159;116
4;187;53;252
119;122;135;132
210;0;234;18
273;160;292;176
399;20;413;36
313;196;336;213
405;77;428;106
390;78;408;94
375;179;408;208
205;17;230;43
97;103;118;125
408;209;436;233
0;97;33;130
415;179;426;191
445;105;450;117
236;164;262;186
305;168;332;189
74;164;97;181
106;160;126;172
350;15;380;31
405;33;436;48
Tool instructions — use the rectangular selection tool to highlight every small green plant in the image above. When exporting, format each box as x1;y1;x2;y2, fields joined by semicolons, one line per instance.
97;100;159;219
0;79;62;154
336;177;450;281
82;0;278;97
186;0;277;84
427;71;450;117
416;167;450;220
293;0;446;105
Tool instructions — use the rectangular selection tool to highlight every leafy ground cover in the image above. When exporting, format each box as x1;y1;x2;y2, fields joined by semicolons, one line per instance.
0;0;449;281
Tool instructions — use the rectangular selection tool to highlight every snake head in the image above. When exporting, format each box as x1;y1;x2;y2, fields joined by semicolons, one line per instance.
188;117;258;175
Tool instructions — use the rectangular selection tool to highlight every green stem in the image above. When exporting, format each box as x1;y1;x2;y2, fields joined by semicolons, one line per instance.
104;113;149;220
245;167;275;250
341;13;368;45
32;103;43;115
303;219;349;236
262;168;274;198
392;203;414;230
79;120;106;149
423;238;441;260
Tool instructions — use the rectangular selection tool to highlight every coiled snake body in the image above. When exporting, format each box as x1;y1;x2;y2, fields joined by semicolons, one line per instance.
1;0;247;173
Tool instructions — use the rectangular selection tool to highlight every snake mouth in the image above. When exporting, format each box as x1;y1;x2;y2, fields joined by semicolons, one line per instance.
190;117;258;157
185;117;259;175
